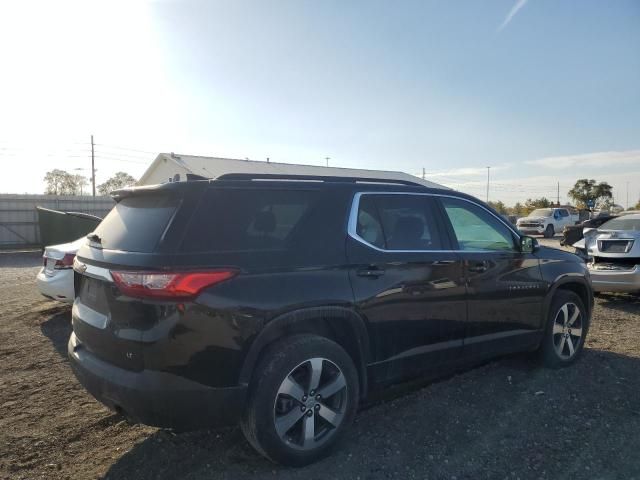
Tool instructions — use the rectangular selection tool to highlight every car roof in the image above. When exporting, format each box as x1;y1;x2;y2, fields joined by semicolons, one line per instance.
112;173;463;200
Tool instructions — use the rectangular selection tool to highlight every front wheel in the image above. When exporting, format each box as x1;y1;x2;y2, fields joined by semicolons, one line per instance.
538;291;589;368
240;335;359;466
544;224;555;238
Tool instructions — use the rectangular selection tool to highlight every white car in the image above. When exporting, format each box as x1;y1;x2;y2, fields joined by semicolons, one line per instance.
516;207;579;238
36;237;86;303
585;213;640;293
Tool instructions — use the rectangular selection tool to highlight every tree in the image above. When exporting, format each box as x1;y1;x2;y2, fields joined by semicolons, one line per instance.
44;169;87;195
568;179;612;209
98;172;137;196
510;202;525;216
524;197;552;213
488;200;507;214
634;199;640;210
73;174;89;196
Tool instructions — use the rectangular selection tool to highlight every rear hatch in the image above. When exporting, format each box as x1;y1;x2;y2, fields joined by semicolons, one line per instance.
71;180;340;373
72;188;190;372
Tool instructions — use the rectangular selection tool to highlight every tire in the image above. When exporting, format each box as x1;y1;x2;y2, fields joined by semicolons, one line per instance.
544;224;555;238
240;334;359;466
538;291;589;368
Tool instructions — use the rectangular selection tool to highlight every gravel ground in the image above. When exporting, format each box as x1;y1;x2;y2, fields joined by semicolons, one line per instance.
1;245;639;480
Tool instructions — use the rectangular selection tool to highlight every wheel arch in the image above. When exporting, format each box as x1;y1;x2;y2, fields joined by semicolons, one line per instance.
543;275;593;324
238;306;371;398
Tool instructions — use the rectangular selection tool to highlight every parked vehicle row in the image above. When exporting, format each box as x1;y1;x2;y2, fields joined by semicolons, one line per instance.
62;173;592;466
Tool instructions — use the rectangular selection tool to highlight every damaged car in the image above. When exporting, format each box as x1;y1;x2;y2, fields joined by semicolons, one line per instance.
585;213;640;293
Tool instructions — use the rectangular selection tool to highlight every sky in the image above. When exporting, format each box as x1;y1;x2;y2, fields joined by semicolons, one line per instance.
0;0;638;206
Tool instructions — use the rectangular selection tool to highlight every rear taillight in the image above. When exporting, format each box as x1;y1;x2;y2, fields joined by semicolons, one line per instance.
57;253;76;269
44;253;75;270
110;270;238;300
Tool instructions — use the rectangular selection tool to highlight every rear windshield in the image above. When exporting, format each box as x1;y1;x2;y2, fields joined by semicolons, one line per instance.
180;188;320;252
600;216;640;231
92;195;179;252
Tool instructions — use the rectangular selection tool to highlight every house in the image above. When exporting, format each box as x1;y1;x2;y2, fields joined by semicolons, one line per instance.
138;153;444;189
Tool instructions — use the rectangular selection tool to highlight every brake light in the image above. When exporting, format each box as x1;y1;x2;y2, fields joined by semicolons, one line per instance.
57;253;76;269
110;270;238;300
43;253;75;270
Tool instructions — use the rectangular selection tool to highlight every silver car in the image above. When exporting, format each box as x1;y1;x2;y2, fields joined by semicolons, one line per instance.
586;213;640;293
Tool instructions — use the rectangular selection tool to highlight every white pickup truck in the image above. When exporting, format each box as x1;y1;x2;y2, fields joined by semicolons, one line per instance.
516;207;579;238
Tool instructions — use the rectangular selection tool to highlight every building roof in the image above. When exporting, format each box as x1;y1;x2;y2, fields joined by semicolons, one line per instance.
138;153;445;189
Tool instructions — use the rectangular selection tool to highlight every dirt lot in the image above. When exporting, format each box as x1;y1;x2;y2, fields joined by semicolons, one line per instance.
1;246;639;480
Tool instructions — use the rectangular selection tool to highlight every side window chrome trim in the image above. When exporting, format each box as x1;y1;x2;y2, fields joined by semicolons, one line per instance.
347;191;521;254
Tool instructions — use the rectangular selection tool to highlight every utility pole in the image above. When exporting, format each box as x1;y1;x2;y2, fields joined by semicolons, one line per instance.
91;135;95;197
422;167;426;180
627;182;629;209
325;157;330;167
486;166;490;202
557;182;560;206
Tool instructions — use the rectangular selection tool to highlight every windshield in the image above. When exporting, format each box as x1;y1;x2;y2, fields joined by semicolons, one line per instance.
600;215;640;231
529;209;553;217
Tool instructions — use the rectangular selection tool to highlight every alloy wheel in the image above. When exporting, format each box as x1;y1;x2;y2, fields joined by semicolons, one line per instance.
552;302;583;360
273;357;348;450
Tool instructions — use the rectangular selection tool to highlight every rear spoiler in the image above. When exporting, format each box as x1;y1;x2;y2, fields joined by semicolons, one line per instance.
111;174;210;201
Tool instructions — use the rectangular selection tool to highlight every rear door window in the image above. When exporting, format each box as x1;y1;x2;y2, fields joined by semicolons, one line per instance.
355;194;445;250
92;195;179;252
180;188;320;252
356;195;385;248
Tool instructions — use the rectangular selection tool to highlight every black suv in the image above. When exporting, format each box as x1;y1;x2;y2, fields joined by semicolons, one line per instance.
69;174;593;466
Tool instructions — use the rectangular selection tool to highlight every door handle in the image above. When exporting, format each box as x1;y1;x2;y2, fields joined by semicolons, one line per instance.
356;266;385;277
468;261;489;273
432;260;455;266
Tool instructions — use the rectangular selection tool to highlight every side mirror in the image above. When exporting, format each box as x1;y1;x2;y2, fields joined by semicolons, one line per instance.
520;236;538;253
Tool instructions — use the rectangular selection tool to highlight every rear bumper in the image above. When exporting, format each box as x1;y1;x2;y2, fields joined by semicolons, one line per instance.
68;333;247;430
36;268;75;303
588;265;640;293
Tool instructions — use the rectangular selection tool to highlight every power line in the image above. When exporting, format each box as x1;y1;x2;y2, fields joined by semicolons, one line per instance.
93;143;158;155
92;155;150;165
93;149;154;161
93;145;156;157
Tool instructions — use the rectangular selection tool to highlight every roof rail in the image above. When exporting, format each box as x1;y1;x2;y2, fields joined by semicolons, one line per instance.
216;173;425;188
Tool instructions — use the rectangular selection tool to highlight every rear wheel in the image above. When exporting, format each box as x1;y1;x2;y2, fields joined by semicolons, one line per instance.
544;224;555;238
539;291;589;368
240;335;359;466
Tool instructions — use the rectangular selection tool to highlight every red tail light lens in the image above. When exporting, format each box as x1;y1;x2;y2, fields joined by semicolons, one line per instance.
110;270;238;300
43;253;76;270
57;253;76;269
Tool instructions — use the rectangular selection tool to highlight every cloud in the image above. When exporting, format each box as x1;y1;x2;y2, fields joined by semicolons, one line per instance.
498;0;528;31
525;150;640;170
425;164;511;179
